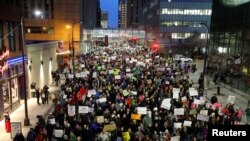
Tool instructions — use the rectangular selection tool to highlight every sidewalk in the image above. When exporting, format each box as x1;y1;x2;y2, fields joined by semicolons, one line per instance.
190;60;250;123
0;84;60;141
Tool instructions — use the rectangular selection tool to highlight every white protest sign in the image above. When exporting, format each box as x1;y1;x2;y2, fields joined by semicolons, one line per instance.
115;75;121;79
173;88;180;99
87;89;96;97
137;107;147;115
109;70;114;74
68;74;74;79
79;106;89;114
68;105;75;116
161;98;171;110
197;114;209;122
80;64;85;68
93;72;97;78
63;94;67;99
126;73;133;77
80;72;87;78
226;95;236;104
183;121;192;127
171;136;180;141
54;129;64;138
174;122;182;129
126;69;131;72
200;110;208;115
49;118;56;125
189;89;198;96
166;81;169;85
75;73;81;78
193;99;200;105
181;96;187;102
131;91;137;95
174;108;184;115
98;98;107;103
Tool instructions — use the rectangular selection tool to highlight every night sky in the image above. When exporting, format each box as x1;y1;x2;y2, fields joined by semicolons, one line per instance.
100;0;118;28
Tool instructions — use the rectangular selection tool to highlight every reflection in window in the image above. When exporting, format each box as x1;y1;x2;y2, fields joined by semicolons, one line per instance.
161;21;204;27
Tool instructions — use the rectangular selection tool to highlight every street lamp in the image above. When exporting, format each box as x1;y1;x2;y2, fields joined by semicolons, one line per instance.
200;22;209;89
20;16;30;126
71;21;82;74
20;10;42;126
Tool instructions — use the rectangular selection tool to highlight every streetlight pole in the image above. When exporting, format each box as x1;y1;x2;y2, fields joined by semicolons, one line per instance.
71;21;82;74
20;16;30;126
200;22;209;90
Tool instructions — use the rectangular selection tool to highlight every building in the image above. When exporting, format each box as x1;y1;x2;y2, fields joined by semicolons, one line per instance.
101;11;108;28
209;0;250;55
141;0;212;49
118;0;128;28
0;0;27;118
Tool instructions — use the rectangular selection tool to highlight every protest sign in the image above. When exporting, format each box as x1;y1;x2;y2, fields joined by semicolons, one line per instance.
54;129;64;138
174;122;182;129
68;105;75;116
78;106;89;114
174;108;184;115
49;118;56;125
115;75;121;79
126;69;131;72
197;114;209;122
161;98;171;110
173;89;179;99
137;107;147;115
93;72;97;78
109;70;114;74
189;89;198;96
80;72;87;78
75;73;81;78
122;90;129;96
126;73;133;77
226;95;236;104
181;96;187;102
103;124;117;132
183;121;192;127
200;110;208;115
68;74;74;79
131;114;141;120
98;98;107;103
131;91;137;95
171;136;180;141
193;99;200;105
97;116;105;123
87;89;96;97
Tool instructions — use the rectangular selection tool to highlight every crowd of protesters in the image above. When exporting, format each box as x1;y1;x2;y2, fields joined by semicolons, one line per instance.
23;41;250;141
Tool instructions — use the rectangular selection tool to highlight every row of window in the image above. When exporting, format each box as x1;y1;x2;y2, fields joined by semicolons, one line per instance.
161;21;206;27
161;8;212;15
25;26;54;34
171;33;207;39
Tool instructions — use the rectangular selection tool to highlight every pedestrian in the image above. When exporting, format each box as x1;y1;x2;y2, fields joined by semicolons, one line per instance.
245;105;250;124
41;89;45;105
35;128;47;141
27;128;36;141
36;89;40;105
4;112;11;133
13;133;25;141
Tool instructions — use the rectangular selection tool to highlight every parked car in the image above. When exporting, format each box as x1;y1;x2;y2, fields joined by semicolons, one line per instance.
173;54;193;63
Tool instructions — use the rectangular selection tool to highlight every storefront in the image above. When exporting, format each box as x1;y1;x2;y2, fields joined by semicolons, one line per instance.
0;55;27;119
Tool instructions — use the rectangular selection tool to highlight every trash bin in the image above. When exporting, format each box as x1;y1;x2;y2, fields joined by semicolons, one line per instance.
4;112;11;133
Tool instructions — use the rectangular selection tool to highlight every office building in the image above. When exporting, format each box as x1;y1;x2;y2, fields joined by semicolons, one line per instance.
101;11;108;28
118;0;128;28
141;0;212;47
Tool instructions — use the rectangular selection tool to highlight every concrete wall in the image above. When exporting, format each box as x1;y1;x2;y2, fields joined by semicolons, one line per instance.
27;41;58;95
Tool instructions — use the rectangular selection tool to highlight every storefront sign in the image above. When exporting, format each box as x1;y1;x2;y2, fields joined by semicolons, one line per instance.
10;122;22;139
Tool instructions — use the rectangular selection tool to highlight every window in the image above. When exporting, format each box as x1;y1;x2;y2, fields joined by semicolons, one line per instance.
161;8;212;15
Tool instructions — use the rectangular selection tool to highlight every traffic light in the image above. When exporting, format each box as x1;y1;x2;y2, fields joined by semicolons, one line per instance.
151;43;159;52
